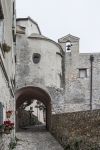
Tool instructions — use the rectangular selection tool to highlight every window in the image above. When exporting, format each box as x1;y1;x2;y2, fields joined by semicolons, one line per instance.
32;53;41;64
79;69;87;78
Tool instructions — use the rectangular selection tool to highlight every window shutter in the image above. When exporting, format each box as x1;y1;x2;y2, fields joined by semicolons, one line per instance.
0;102;3;124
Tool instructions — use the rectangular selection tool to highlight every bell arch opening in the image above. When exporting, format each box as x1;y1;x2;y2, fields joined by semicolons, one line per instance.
15;86;51;131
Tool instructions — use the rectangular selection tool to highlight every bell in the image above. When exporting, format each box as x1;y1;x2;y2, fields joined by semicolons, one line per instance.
67;45;71;51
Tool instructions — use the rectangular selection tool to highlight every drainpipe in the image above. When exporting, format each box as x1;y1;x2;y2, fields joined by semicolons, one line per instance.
90;55;94;110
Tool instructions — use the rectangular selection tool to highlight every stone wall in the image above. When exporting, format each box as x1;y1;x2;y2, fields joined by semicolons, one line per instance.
48;87;64;113
16;18;41;36
17;110;30;128
58;34;100;113
64;52;100;112
17;109;41;129
16;34;62;89
51;110;100;149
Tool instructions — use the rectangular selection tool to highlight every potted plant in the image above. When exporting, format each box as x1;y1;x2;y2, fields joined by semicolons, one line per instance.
4;120;14;134
2;43;11;53
6;111;12;118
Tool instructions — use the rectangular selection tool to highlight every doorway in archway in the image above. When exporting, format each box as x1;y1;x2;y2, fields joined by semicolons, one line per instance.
15;86;51;131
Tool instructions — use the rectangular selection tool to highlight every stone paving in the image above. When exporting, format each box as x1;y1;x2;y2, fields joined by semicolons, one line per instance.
14;125;63;150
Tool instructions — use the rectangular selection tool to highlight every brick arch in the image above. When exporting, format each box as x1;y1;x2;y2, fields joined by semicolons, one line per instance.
15;86;51;130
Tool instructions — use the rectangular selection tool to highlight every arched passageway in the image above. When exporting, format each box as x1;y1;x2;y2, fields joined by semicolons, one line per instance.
15;86;51;131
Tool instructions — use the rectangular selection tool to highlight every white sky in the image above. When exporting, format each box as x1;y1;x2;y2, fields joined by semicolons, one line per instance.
16;0;100;53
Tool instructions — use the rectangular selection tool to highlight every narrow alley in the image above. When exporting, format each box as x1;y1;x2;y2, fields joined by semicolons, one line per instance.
14;126;63;150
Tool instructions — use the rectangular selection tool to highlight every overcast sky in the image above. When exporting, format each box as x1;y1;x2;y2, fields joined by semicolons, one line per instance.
16;0;100;53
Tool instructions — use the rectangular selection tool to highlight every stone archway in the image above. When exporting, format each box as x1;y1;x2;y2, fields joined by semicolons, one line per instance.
15;86;51;130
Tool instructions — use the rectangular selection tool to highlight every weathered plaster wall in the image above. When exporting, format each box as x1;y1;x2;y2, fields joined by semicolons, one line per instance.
0;66;15;150
0;20;3;42
91;54;100;109
16;35;62;88
16;19;40;36
48;87;64;113
27;19;40;36
0;0;15;81
0;0;16;149
64;53;100;112
16;30;65;114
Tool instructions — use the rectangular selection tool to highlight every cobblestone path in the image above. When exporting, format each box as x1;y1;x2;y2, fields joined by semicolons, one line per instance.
14;126;63;150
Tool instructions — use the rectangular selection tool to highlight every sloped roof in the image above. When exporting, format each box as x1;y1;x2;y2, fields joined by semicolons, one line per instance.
28;33;63;53
28;33;49;39
58;34;80;43
16;16;41;34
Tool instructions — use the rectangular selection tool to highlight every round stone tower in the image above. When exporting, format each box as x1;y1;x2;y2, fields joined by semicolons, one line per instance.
16;17;64;117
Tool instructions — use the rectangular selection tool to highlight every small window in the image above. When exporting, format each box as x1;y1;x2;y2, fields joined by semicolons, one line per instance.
32;53;41;64
79;69;87;78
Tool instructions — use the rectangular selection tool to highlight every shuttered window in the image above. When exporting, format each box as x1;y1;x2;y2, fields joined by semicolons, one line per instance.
0;102;3;124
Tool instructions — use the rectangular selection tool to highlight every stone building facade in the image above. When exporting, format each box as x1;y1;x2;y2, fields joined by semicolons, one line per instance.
0;0;16;149
0;1;100;148
59;35;100;112
16;17;100;117
15;17;100;121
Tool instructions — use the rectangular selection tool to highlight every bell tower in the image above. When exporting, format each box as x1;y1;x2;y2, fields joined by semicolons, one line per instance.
58;34;80;75
58;34;80;108
58;34;80;55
